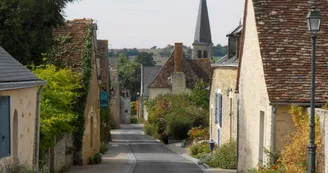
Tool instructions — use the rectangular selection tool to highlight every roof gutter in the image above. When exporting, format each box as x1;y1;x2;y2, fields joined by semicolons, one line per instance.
269;102;325;106
35;84;45;172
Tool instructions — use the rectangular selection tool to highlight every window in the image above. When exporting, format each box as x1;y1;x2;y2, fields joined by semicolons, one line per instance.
0;96;11;158
197;50;202;58
215;93;222;127
203;50;208;58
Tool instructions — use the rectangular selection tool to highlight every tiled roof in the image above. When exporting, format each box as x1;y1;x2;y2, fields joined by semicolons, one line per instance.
97;40;109;87
142;66;163;97
213;55;238;68
241;0;328;103
52;19;93;72
149;52;212;88
0;46;44;89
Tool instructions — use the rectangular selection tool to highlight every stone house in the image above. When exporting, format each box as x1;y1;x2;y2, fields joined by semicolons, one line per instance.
109;56;121;128
236;0;328;172
0;46;46;167
120;89;131;124
138;65;163;120
209;24;242;146
148;43;211;100
97;40;110;108
53;19;101;165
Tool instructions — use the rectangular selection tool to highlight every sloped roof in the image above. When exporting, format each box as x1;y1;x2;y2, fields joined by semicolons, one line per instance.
238;0;328;103
226;25;243;37
97;40;109;87
52;19;93;72
0;46;45;90
194;0;212;44
213;55;238;68
149;51;212;88
142;66;163;97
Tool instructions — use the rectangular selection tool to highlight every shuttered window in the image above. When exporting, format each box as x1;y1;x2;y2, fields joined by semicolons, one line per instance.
0;96;11;158
215;93;222;127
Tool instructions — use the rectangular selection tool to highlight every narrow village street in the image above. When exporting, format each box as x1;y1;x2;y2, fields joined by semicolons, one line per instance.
68;124;205;173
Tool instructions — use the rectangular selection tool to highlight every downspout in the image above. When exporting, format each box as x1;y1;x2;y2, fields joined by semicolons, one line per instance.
271;105;278;165
236;97;240;170
35;84;45;172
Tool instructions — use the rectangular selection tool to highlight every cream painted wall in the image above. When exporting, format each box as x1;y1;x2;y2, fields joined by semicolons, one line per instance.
148;88;171;100
0;87;39;166
275;105;295;152
82;51;101;165
238;0;273;172
209;68;238;145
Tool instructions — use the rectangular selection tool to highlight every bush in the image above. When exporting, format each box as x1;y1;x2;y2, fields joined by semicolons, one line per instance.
279;105;324;173
130;117;137;124
88;153;102;165
188;126;209;142
190;141;211;159
205;140;237;169
167;117;191;140
144;123;156;136
100;142;108;154
0;162;48;173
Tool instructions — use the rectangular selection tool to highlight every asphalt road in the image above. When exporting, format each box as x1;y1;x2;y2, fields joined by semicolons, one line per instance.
114;124;204;173
68;124;204;173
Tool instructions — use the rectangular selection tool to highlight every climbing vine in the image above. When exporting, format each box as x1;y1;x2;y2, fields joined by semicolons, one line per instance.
72;25;93;165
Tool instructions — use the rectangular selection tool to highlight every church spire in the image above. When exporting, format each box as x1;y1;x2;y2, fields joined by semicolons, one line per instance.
193;0;212;44
192;0;213;59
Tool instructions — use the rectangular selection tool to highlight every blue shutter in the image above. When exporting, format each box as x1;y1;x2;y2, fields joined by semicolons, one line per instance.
218;94;222;127
217;128;221;147
0;96;10;158
215;93;218;123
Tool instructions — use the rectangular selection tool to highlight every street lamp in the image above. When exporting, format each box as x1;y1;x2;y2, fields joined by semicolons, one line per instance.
306;7;322;173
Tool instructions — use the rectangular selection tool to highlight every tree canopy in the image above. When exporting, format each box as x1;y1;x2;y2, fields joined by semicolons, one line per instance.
134;52;156;66
0;0;75;65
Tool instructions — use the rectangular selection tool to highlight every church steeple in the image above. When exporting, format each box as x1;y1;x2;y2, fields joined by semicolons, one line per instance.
192;0;213;59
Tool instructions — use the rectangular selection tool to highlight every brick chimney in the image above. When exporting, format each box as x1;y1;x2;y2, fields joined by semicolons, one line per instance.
174;43;183;72
172;42;186;94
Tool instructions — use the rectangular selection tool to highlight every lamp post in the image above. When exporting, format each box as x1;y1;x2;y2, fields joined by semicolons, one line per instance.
306;7;322;173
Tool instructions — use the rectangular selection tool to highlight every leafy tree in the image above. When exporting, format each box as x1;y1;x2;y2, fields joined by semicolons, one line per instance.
32;64;81;154
212;44;228;57
134;52;156;66
151;46;157;49
189;80;209;109
0;0;76;65
118;53;141;100
160;44;174;57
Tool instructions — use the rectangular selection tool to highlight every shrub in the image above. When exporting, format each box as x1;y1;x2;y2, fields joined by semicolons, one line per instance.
0;162;49;173
279;105;323;173
130;117;137;124
188;126;209;142
167;117;191;140
205;140;237;169
144;123;156;136
190;141;211;159
100;142;108;154
88;153;102;165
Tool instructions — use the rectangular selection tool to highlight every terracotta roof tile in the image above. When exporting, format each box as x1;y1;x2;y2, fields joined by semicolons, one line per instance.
52;19;93;72
252;0;328;103
149;52;212;88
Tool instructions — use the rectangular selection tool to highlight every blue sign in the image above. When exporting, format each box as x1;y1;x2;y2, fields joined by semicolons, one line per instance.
100;91;108;108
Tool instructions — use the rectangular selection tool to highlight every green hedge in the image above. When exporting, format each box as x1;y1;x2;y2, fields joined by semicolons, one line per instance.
190;141;211;159
205;140;237;169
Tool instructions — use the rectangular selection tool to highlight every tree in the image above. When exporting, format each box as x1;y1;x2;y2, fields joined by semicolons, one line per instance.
0;0;76;65
212;44;228;57
134;52;156;66
117;53;141;100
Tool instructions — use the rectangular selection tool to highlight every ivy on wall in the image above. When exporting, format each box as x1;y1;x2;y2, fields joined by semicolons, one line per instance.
71;25;93;165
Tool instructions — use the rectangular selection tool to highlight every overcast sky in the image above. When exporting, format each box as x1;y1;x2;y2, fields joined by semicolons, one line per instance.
64;0;244;49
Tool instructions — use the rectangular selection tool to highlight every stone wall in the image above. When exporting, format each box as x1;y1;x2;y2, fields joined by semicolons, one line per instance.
307;108;328;173
43;133;74;173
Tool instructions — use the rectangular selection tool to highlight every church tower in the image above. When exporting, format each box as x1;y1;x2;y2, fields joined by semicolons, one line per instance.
192;0;213;59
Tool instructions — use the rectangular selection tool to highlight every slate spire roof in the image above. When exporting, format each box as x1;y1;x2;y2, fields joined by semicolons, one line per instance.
193;0;212;44
0;46;45;90
237;0;328;104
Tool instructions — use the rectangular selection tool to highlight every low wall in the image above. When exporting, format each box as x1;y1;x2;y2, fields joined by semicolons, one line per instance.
307;108;328;173
44;133;74;173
